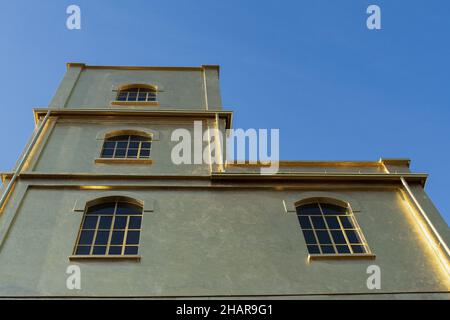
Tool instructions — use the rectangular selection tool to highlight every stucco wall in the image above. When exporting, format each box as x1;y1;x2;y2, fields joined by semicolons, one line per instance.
0;185;447;297
31;119;212;176
50;66;222;110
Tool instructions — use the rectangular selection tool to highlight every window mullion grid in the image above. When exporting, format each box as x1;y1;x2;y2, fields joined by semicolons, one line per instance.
349;214;369;253
121;215;131;255
112;141;118;159
126;135;131;159
318;203;338;254
90;214;101;255
105;205;117;256
337;213;354;254
308;214;322;254
137;141;142;160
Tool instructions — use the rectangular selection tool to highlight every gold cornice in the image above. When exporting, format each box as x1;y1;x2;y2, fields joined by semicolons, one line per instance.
211;172;428;185
33;108;233;129
3;172;428;185
66;62;219;73
227;161;382;168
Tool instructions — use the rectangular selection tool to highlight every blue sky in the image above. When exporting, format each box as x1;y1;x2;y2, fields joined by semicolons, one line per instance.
0;1;449;224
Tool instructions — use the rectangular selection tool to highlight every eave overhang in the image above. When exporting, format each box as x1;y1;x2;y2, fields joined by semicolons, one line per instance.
33;108;233;130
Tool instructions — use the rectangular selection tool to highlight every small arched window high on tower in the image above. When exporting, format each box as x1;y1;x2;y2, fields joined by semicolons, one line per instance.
296;200;371;256
74;197;143;256
100;132;151;160
116;85;157;102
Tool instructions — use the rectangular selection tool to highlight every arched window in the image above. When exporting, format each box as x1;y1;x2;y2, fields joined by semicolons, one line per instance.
100;133;151;159
74;197;143;256
116;85;156;102
296;200;370;255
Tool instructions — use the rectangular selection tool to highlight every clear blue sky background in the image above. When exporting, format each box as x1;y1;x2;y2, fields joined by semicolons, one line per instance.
0;1;449;224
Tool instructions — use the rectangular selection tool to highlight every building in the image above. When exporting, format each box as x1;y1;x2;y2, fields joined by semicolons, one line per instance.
0;63;448;299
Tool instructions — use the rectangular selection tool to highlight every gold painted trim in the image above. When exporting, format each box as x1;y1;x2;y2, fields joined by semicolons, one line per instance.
33;108;233;130
66;63;220;74
308;254;376;261
227;160;393;168
95;158;153;165
111;101;160;106
69;255;141;261
67;62;206;72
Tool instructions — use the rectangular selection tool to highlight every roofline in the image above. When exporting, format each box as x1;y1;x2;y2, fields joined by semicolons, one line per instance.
226;159;411;168
0;172;428;186
66;63;220;75
32;108;233;130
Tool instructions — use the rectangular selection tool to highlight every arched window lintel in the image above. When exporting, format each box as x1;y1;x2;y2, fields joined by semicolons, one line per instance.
283;192;362;213
96;128;160;140
116;83;158;92
73;193;154;213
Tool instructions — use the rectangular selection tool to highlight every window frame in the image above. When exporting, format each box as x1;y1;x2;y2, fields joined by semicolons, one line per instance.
95;131;153;165
111;84;160;106
70;196;144;261
295;198;375;261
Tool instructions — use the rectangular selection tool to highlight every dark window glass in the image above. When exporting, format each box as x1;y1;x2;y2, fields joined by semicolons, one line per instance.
306;245;320;254
93;246;107;255
116;87;156;102
103;141;116;148
127;149;138;157
101;148;114;158
336;245;351;254
115;149;126;158
325;216;340;229
311;216;326;229
117;203;142;215
95;231;110;245
83;216;98;229
88;203;115;215
98;216;112;229
298;216;312;229
339;216;354;229
117;93;127;101
321;203;348;215
125;246;139;255
296;201;369;257
128;216;142;229
140;149;150;158
297;203;321;215
109;246;122;255
138;92;147;101
75;199;143;257
345;230;361;244
108;135;129;141
126;231;140;245
117;141;128;148
114;216;127;229
141;142;151;149
101;134;151;160
111;231;125;245
129;141;139;148
128;92;137;101
320;245;335;254
76;246;91;255
78;230;94;245
351;245;366;254
302;230;317;245
316;231;332;244
331;230;347;245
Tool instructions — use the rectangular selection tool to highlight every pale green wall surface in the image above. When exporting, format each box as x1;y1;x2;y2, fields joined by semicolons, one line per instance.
0;186;448;297
0;65;448;298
